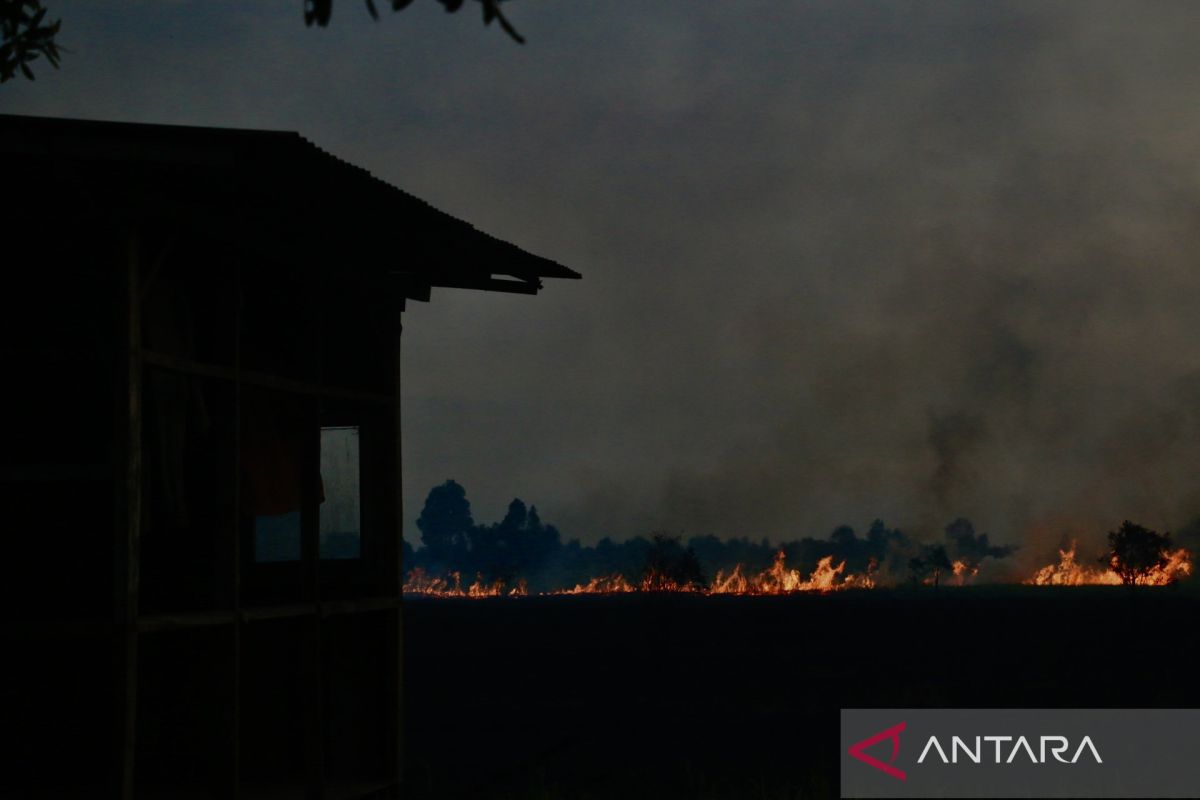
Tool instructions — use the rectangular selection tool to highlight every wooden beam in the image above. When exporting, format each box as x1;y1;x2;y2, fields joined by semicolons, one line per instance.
240;603;318;623
393;309;405;797
432;276;541;295
324;778;400;799
137;610;237;634
389;270;542;297
135;597;402;633
232;257;243;800
307;325;326;800
116;227;144;800
141;349;394;406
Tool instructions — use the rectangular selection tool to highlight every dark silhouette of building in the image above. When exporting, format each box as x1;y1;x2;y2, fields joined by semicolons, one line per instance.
0;114;579;798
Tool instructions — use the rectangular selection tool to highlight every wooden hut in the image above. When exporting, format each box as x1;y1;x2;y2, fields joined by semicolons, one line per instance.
0;114;579;798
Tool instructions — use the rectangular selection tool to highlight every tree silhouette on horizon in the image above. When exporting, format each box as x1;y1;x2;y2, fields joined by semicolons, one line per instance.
909;543;953;587
415;479;474;566
1106;520;1173;586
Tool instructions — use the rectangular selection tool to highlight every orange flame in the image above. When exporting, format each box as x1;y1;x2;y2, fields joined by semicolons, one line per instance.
951;559;979;585
405;551;875;597
404;567;527;597
556;574;637;595
1147;548;1195;585
406;539;1195;596
1025;543;1192;586
709;551;867;594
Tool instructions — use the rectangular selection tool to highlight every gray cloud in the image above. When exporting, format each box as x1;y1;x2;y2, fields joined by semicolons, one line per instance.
8;1;1200;559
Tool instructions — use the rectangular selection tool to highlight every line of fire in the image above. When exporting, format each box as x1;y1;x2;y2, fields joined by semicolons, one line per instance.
403;542;1194;598
401;518;1193;598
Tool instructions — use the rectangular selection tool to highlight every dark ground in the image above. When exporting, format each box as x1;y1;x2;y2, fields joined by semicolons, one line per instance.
403;586;1200;799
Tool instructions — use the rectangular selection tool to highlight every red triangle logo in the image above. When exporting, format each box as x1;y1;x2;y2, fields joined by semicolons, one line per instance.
848;721;907;781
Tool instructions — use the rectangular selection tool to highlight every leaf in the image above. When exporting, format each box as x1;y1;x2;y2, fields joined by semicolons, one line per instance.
365;0;378;20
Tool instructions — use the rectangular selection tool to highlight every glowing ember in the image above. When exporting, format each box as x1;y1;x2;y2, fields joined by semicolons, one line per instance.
1025;543;1192;586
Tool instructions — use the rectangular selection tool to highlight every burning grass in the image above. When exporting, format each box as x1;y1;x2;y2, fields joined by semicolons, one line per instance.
709;552;875;594
405;541;1195;597
404;567;528;598
404;550;876;597
1025;543;1192;586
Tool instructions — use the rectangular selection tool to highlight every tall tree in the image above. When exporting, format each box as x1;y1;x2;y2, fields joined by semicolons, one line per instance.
416;479;474;565
1106;520;1172;585
641;534;706;591
909;544;953;587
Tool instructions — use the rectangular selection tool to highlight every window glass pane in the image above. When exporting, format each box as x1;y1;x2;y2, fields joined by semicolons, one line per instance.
254;511;301;562
320;426;361;559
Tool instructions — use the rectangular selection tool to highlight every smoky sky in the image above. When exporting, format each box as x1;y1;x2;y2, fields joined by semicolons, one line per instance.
7;2;1200;560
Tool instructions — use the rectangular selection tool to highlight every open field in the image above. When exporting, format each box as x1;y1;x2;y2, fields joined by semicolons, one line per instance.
404;586;1200;799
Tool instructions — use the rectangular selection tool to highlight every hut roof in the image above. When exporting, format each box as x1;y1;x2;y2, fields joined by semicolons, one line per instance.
0;114;580;299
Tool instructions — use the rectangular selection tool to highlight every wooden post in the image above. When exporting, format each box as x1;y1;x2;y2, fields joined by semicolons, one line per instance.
116;228;144;800
393;301;405;797
308;282;326;800
232;258;243;800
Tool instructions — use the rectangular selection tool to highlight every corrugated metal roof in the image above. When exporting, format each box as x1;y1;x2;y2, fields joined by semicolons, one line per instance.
0;114;580;298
